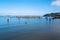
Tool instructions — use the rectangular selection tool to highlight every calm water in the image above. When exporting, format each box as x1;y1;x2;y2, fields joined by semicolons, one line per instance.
0;16;60;40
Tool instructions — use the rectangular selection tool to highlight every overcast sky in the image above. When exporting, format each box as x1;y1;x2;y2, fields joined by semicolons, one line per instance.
0;0;60;16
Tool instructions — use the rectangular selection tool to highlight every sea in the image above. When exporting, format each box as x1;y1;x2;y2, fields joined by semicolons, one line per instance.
0;16;60;40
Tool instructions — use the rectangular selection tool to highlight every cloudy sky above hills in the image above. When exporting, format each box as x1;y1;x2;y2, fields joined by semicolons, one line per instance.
0;0;60;16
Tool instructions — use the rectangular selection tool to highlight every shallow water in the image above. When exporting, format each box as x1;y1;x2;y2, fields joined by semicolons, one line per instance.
0;16;60;40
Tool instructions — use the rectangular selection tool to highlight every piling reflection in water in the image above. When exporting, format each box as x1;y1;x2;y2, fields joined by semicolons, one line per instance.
7;18;9;24
18;17;20;24
52;18;54;22
25;22;27;24
45;17;52;21
49;18;51;21
6;17;55;25
45;17;48;21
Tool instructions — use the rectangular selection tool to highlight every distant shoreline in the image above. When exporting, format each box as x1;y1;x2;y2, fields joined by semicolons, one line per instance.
0;16;42;18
